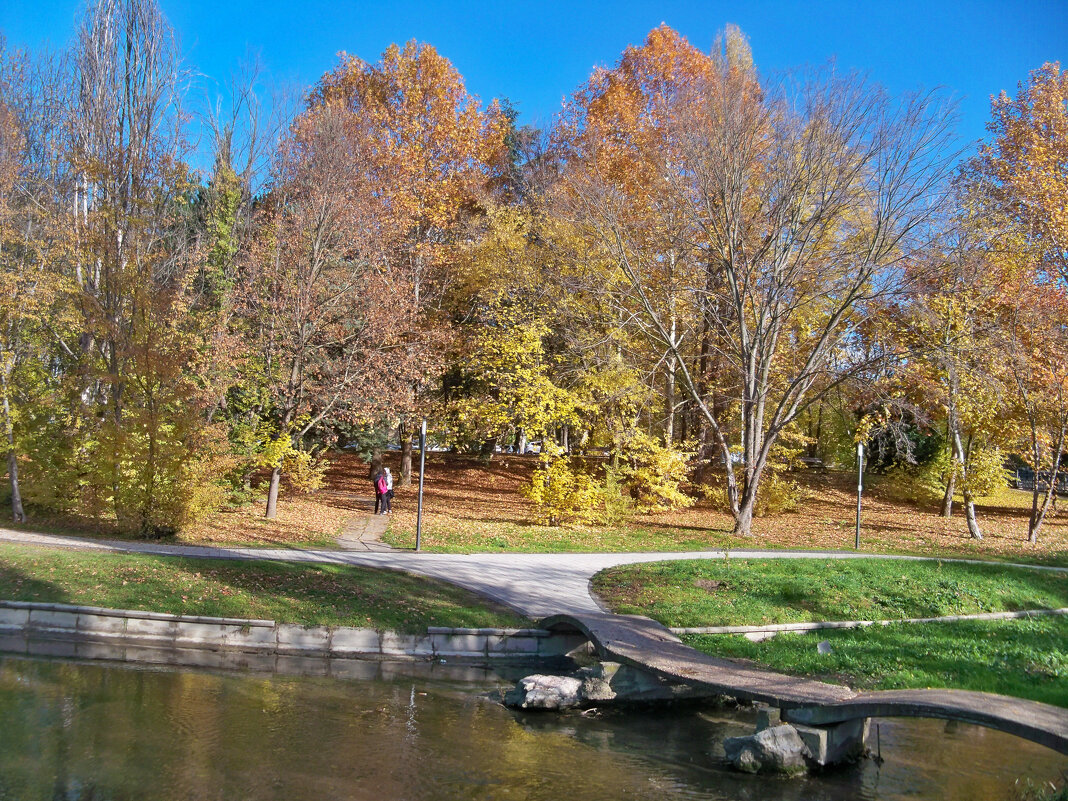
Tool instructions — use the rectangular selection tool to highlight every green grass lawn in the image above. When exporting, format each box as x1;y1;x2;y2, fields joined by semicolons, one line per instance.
683;617;1068;708
592;558;1068;627
592;558;1068;706
0;544;527;633
383;520;749;554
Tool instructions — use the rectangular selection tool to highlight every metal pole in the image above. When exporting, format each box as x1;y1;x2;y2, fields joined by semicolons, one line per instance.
415;418;426;552
855;442;864;550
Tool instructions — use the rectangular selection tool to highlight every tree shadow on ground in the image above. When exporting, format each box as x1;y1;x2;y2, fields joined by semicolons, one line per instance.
0;563;71;605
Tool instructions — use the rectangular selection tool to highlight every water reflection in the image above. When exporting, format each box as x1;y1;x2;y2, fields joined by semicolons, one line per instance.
0;655;1062;800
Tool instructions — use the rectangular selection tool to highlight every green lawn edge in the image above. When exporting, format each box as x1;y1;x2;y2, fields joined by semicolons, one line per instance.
0;544;528;634
592;558;1068;627
683;617;1068;708
382;524;1068;567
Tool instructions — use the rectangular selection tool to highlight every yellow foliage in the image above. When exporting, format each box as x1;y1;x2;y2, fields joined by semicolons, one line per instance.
523;444;603;526
617;430;695;512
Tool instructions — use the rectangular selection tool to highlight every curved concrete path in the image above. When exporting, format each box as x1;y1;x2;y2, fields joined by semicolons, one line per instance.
2;528;1063;618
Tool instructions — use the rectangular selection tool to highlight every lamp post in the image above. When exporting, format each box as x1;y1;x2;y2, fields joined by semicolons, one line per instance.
416;418;426;552
855;442;864;550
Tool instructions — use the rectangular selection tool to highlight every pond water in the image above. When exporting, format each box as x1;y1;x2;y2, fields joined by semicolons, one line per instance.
0;654;1063;800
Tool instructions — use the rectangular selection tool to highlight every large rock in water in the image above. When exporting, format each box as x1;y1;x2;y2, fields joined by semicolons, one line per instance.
504;675;584;710
723;724;812;776
504;663;714;710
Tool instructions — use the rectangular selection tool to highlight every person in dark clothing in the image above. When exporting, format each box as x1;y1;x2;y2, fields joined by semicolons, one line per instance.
381;467;394;514
369;458;385;514
375;469;390;515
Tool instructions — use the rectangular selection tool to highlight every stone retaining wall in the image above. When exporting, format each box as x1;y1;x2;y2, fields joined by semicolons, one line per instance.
0;601;586;665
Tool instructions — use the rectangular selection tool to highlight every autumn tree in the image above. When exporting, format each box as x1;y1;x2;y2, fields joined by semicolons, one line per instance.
903;240;1013;540
0;44;29;521
1005;280;1068;542
440;202;583;455
311;42;507;483
552;25;714;449
967;62;1068;542
56;0;214;533
972;63;1067;285
244;103;426;518
554;25;959;535
0;36;79;523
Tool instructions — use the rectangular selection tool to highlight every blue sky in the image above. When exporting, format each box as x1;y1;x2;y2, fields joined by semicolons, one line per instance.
3;0;1065;162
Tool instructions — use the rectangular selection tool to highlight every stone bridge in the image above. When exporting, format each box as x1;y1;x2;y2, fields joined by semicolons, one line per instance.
540;611;1068;757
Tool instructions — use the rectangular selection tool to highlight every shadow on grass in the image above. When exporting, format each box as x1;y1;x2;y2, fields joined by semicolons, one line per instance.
0;563;71;605
127;555;527;632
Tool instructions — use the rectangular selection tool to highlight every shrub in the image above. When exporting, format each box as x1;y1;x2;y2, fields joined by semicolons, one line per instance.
524;446;636;527
913;443;1011;502
599;465;635;526
960;444;1012;498
753;472;805;516
869;466;942;507
282;447;329;493
700;470;805;517
524;444;602;526
617;431;695;512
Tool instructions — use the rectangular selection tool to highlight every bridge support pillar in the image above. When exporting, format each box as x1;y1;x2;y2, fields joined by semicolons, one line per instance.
782;714;869;766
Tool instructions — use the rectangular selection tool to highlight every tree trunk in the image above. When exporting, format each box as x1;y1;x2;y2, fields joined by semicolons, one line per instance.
962;489;983;540
1028;422;1066;544
400;423;413;487
732;494;754;537
6;449;25;524
949;427;981;539
665;351;676;445
731;454;769;537
562;425;570;454
810;401;824;459
478;435;497;463
941;471;955;517
265;466;281;519
1;376;25;523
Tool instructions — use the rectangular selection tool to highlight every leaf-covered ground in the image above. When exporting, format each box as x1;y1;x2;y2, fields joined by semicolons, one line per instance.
381;454;1068;566
9;452;1068;566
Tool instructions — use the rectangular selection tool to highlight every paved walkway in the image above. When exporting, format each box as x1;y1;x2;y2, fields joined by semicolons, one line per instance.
1;527;1064;618
4;520;1066;755
335;496;394;552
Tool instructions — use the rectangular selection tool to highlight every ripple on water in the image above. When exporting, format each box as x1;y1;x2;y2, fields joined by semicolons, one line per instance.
0;655;1062;801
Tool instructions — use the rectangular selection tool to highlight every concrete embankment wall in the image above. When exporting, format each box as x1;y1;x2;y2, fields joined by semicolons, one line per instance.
0;601;586;670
